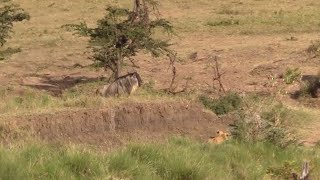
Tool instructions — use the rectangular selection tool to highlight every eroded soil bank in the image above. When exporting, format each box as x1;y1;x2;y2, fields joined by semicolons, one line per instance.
1;101;231;149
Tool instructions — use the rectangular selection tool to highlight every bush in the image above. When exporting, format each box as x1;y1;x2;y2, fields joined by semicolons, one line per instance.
199;92;242;115
290;74;320;99
267;161;298;179
232;102;296;147
300;76;320;98
284;68;300;84
0;1;30;47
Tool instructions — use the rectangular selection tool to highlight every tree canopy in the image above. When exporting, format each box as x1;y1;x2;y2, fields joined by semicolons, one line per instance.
65;0;174;79
0;1;30;47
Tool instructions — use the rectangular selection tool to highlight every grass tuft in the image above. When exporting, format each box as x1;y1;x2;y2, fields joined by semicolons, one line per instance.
199;92;242;115
0;47;21;61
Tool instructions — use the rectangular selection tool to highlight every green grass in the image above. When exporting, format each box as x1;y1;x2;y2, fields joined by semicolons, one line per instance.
0;48;21;61
283;68;301;85
199;92;242;115
0;145;106;180
168;0;320;35
0;85;104;116
0;138;319;180
0;82;196;117
205;8;320;35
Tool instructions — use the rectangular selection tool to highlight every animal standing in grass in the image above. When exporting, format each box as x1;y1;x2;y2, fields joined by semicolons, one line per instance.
97;72;143;97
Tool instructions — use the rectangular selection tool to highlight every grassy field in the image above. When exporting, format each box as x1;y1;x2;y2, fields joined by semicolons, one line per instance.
0;81;192;118
1;138;320;180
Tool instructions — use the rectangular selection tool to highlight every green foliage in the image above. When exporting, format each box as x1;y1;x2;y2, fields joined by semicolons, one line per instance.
62;21;90;36
284;68;301;84
199;92;242;115
0;145;105;180
139;80;165;96
0;1;30;47
1;139;318;179
260;104;288;124
0;85;103;115
233;101;296;147
267;161;298;179
206;18;240;26
0;47;21;60
64;3;174;78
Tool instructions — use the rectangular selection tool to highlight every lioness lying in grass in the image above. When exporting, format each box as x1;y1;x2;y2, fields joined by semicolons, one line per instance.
208;130;231;144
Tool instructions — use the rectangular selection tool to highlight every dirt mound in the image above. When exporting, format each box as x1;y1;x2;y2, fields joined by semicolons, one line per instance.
250;63;283;78
2;101;229;149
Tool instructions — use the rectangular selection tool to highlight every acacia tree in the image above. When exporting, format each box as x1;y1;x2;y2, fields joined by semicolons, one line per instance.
66;0;174;79
0;1;30;47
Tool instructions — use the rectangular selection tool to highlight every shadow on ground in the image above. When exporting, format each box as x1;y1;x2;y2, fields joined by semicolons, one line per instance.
22;74;105;96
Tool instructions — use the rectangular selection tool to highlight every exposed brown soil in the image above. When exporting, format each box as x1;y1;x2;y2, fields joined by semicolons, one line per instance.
1;101;230;150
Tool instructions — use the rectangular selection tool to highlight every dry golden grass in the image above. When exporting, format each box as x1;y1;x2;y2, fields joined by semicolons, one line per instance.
1;0;319;81
8;0;320;48
0;81;196;118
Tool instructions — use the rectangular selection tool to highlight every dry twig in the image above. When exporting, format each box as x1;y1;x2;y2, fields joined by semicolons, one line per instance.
211;56;226;93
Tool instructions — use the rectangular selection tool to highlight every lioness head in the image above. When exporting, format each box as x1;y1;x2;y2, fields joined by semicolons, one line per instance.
208;130;231;144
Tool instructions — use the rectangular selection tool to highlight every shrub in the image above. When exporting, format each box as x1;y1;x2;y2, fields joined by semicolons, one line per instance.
267;161;298;179
291;74;320;99
199;92;242;115
300;76;320;98
284;68;300;84
0;1;30;47
0;47;21;60
232;102;296;147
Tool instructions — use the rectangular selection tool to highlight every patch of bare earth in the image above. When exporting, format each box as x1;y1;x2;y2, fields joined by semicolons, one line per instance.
0;101;230;150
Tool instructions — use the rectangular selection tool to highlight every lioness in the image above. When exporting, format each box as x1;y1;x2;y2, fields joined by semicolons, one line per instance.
208;130;231;144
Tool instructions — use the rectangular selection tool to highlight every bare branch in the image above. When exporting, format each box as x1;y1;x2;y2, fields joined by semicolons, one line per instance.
168;52;177;92
128;57;140;68
210;56;226;94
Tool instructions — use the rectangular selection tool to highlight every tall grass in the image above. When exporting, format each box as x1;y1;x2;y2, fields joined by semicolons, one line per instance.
0;144;106;180
0;82;196;117
0;138;319;180
0;85;104;116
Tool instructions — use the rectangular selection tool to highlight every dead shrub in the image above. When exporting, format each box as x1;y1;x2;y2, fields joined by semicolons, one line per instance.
306;40;320;58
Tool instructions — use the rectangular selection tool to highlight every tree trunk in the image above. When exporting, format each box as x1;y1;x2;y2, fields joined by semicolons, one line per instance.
133;0;141;11
131;0;149;25
115;48;122;79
